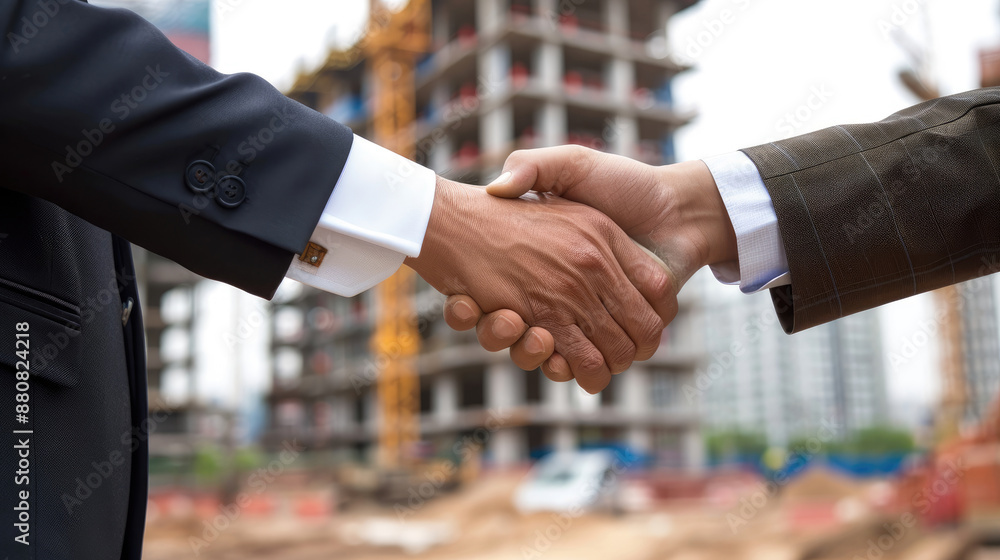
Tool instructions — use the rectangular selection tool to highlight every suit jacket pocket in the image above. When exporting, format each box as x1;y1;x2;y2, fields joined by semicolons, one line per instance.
0;278;83;387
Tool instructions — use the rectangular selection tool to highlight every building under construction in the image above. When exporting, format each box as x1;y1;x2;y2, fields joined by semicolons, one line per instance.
264;0;706;470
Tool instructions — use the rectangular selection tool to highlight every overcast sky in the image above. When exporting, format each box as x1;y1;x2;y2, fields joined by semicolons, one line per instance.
207;0;1000;416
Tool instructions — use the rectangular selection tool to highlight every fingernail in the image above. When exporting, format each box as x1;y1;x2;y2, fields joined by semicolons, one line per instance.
488;171;512;186
452;301;475;322
525;331;545;355
492;315;519;339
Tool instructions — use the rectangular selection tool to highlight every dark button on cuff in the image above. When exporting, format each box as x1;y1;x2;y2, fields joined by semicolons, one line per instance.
185;160;217;194
215;175;247;208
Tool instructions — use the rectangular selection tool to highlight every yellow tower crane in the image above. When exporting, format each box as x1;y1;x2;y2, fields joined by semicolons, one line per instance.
364;0;431;470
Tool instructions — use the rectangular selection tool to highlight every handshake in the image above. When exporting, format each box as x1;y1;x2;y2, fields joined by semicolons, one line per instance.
404;146;738;394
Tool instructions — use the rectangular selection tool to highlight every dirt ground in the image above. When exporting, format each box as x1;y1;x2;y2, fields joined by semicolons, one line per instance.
142;473;989;560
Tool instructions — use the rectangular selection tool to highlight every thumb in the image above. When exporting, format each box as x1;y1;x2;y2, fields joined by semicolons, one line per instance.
485;168;536;199
486;146;601;199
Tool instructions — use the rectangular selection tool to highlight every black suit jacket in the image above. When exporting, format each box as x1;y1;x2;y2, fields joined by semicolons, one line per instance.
742;88;1000;333
1;1;354;558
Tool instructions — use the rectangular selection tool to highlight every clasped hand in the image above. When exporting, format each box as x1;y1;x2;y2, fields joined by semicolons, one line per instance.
405;146;736;393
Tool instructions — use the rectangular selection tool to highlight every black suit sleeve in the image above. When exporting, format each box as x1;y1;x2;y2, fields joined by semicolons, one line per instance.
741;88;1000;332
0;0;354;299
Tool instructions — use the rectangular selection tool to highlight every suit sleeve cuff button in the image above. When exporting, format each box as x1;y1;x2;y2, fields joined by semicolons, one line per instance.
185;160;217;194
215;175;247;208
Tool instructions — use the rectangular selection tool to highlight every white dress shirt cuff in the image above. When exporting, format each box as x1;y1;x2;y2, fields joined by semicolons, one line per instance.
702;151;790;293
285;134;437;297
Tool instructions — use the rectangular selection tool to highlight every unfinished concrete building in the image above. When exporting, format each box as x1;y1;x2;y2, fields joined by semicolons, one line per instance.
266;0;705;470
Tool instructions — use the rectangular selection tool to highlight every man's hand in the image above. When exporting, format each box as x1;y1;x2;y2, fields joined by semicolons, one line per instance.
404;176;675;393
443;146;740;382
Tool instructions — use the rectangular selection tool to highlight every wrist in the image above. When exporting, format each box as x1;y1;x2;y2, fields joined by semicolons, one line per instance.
654;160;738;272
404;176;464;281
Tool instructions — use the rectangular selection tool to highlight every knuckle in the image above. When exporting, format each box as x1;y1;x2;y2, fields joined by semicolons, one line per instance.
635;312;664;347
555;145;597;192
576;313;598;339
578;351;605;374
609;340;636;372
590;213;617;238
506;149;529;166
649;270;674;301
641;321;664;351
573;248;607;272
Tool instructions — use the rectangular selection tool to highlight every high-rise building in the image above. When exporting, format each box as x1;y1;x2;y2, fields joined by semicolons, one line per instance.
266;0;705;470
697;280;889;447
957;278;1000;425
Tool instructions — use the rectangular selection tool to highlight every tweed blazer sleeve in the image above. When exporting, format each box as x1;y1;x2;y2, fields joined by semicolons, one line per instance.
741;88;1000;333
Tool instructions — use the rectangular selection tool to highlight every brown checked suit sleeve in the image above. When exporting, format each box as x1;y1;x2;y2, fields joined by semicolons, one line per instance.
741;88;1000;333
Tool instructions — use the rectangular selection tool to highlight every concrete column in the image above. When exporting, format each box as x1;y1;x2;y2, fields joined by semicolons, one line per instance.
626;426;652;453
433;7;450;44
487;362;523;412
572;385;601;413
543;377;572;415
422;83;453;173
537;103;566;146
605;0;629;37
477;0;508;36
536;0;558;22
489;429;526;467
430;82;450;113
658;3;675;34
609;115;638;157
428;135;454;174
434;373;458;424
553;425;576;452
332;395;351;432
682;427;705;472
364;390;378;437
481;102;513;160
479;42;511;102
608;58;634;104
536;42;562;93
536;40;566;146
620;366;651;416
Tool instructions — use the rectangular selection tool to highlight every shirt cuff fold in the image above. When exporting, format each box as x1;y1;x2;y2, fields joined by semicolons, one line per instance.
702;151;791;294
285;134;437;297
